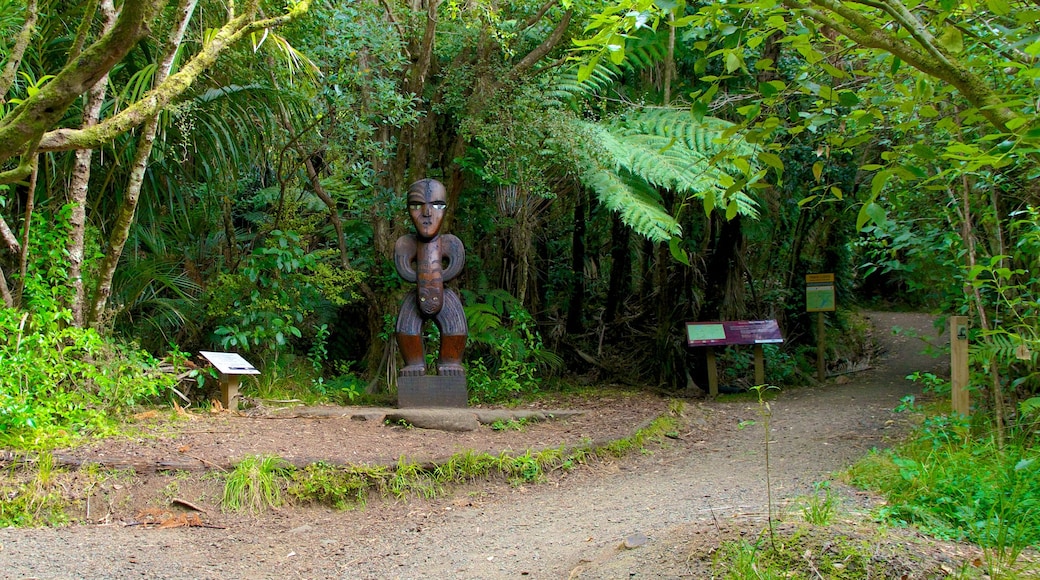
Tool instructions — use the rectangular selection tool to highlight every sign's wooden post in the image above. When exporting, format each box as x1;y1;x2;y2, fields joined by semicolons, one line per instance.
753;344;765;386
806;273;836;381
199;351;260;410
950;316;970;416
817;312;825;381
706;348;719;397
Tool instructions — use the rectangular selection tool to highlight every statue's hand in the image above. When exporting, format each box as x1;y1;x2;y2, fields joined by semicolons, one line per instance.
393;235;418;282
440;235;466;281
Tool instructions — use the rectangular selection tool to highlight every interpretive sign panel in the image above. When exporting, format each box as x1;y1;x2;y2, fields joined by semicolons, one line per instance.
199;351;259;410
199;351;260;375
806;273;836;312
685;320;784;347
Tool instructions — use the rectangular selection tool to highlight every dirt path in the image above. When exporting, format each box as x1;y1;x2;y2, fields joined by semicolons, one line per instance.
0;312;952;579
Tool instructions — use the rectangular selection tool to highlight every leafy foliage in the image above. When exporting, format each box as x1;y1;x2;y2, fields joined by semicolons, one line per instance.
572;108;760;242
847;414;1040;561
208;230;363;355
462;289;563;403
0;306;177;449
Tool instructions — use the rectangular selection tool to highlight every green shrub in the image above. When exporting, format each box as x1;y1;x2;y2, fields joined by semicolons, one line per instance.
461;289;562;403
847;413;1040;565
0;307;177;449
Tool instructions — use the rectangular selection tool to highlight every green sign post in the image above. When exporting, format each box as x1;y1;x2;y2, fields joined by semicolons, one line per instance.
806;274;835;381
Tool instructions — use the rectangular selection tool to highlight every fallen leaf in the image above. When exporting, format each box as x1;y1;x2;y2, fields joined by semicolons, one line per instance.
133;410;159;421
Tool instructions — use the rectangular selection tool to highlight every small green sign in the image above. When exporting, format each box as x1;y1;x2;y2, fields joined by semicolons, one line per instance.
686;323;727;342
806;285;836;312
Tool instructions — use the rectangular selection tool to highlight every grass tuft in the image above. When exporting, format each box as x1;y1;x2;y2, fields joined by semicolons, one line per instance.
222;454;289;514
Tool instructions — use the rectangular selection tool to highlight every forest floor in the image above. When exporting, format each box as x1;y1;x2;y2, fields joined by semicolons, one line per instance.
0;311;1003;579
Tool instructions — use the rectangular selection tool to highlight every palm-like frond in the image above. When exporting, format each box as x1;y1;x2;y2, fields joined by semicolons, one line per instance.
582;166;681;242
571;108;760;242
607;109;760;218
540;38;664;109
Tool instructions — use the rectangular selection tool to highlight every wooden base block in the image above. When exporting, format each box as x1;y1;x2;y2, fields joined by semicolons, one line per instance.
397;375;468;408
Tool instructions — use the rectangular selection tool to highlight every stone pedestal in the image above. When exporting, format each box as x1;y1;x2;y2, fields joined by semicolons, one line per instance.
397;375;468;408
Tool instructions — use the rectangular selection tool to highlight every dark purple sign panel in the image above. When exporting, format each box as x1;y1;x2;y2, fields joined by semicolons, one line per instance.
686;320;784;347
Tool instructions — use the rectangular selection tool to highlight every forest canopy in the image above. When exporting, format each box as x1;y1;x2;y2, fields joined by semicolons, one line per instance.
0;0;1039;441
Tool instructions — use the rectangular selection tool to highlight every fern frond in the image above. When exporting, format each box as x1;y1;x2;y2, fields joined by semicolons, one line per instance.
607;109;760;218
541;64;619;109
582;166;680;243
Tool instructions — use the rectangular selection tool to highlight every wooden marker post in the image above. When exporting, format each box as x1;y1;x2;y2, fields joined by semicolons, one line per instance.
806;274;836;381
199;351;260;410
753;344;765;386
950;316;970;416
705;348;719;397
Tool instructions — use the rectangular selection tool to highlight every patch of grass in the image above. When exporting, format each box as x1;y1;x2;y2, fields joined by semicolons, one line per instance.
711;523;990;580
288;403;686;508
287;461;376;509
844;412;1040;573
0;452;67;526
222;454;290;514
801;481;837;526
490;417;530;431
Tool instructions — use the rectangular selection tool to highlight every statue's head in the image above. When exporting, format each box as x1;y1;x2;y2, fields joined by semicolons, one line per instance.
407;178;447;240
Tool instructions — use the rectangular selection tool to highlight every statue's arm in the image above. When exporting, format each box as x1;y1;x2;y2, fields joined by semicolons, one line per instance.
441;234;466;281
394;235;418;282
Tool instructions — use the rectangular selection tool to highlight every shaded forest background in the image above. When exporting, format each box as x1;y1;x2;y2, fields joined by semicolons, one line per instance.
1;0;1039;423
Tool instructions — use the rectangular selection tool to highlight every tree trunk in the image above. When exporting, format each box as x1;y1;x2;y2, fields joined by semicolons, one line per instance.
89;0;198;327
566;190;587;334
67;0;116;327
604;213;631;324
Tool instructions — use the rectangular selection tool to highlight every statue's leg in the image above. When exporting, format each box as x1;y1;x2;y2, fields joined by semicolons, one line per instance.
435;289;467;376
396;292;426;376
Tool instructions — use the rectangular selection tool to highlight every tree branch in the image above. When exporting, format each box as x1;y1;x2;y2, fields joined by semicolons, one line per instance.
785;0;1018;131
37;1;312;154
0;0;39;104
506;10;573;83
0;0;165;165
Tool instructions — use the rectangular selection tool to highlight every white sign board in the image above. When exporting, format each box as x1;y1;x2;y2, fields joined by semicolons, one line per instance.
199;351;260;375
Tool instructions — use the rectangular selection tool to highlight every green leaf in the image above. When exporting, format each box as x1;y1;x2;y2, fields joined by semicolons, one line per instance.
857;201;885;231
1022;127;1040;140
871;169;892;196
838;91;860;106
911;143;936;159
668;236;690;265
725;52;742;73
758;151;784;180
725;200;738;220
703;190;715;216
691;100;708;122
988;0;1011;15
812;161;824;182
937;26;963;54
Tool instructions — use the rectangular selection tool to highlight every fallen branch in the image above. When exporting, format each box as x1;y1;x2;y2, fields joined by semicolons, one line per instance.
171;497;209;514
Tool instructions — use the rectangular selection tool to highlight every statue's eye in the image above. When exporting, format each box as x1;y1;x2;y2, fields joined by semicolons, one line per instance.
408;203;422;210
432;202;447;210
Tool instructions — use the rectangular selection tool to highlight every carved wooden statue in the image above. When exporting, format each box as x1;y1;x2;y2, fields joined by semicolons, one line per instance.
394;178;467;377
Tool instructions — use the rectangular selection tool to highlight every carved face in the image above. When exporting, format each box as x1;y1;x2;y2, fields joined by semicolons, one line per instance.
407;179;448;240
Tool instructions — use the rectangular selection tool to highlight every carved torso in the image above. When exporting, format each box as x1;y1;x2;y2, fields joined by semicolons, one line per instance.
394;233;465;319
416;237;444;315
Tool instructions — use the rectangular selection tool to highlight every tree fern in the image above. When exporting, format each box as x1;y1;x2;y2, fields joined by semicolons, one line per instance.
565;108;760;242
581;162;681;242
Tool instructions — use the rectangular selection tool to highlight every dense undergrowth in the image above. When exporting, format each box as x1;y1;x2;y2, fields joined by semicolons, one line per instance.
845;403;1040;574
0;307;180;450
